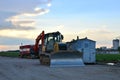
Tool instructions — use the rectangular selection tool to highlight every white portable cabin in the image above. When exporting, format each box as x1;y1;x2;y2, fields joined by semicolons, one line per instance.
67;37;96;63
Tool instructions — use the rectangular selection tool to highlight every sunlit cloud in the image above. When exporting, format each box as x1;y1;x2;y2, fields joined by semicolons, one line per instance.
6;16;36;28
22;8;50;17
43;25;66;33
79;29;115;48
0;29;40;40
79;28;114;40
0;45;19;51
0;45;7;50
5;4;50;30
0;29;45;51
56;25;64;29
64;28;116;48
0;0;52;30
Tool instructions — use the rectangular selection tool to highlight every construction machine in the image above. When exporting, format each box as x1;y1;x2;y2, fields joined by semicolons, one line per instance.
19;45;32;58
20;31;84;67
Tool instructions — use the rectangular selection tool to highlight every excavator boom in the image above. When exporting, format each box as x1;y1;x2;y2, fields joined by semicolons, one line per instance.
34;31;44;54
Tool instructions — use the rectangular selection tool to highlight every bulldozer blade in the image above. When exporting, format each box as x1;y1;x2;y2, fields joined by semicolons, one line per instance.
50;51;84;67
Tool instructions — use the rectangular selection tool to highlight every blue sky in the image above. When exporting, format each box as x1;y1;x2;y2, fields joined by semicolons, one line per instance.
0;0;120;51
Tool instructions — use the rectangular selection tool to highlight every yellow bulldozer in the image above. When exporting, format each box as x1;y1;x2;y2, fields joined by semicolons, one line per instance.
38;31;84;67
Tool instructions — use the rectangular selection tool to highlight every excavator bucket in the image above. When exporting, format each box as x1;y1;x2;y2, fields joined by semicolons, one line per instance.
50;51;84;67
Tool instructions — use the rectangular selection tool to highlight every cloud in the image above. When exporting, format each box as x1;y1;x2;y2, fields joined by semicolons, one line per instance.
0;29;40;51
0;0;51;13
5;15;36;30
79;28;116;48
42;25;67;34
0;16;36;30
79;28;114;40
63;28;116;48
47;3;52;7
0;36;33;45
0;45;19;51
0;45;7;51
0;29;40;40
0;29;44;51
0;0;52;30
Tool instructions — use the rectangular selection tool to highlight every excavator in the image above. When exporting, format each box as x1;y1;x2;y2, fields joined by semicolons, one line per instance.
20;31;84;67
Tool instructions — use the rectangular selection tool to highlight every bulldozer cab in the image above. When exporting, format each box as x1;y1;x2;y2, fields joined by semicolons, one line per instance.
44;31;63;52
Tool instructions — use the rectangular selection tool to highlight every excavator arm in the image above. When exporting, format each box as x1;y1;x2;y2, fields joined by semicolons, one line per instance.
34;31;45;54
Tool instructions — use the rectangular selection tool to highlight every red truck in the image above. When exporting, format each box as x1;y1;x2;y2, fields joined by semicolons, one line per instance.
19;45;34;58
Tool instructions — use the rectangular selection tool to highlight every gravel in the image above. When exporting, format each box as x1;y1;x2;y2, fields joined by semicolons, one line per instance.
0;56;120;80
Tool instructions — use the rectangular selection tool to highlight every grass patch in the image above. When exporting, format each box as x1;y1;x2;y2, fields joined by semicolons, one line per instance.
0;51;19;57
1;51;120;62
96;54;120;63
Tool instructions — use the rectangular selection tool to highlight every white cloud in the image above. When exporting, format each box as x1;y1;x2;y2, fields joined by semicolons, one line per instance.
47;3;52;7
0;0;52;30
0;0;51;13
22;7;50;17
6;16;36;28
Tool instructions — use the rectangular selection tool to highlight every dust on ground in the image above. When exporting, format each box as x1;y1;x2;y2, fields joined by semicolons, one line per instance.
0;56;120;80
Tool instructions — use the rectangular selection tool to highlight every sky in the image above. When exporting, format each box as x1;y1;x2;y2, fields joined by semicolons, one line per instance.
0;0;120;51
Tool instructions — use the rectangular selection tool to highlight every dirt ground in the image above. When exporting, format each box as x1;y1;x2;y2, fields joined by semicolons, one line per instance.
0;56;120;80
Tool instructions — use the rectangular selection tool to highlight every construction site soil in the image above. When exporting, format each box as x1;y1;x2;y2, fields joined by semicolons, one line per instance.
0;56;120;80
